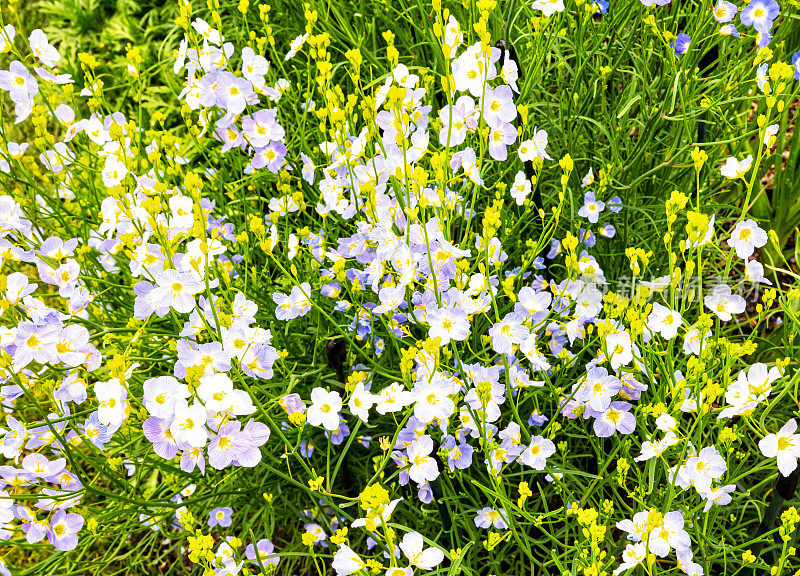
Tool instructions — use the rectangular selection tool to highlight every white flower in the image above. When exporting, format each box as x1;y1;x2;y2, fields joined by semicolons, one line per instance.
635;431;679;461
719;155;753;179
143;376;189;419
646;511;690;557
655;413;677;432
764;123;779;148
745;260;771;285
0;489;13;524
683;446;727;492
581;367;622;412
306;387;342;431
703;284;745;322
5;272;34;304
196;373;235;413
517;286;552;318
510;170;531;205
728;219;767;259
531;0;565;17
606;331;633;370
351;498;402;529
411;375;459;424
614;543;646;575
153;269;204;314
94;378;128;427
745;362;781;396
699;484;736;513
191;18;222;45
582;167;595;188
371;285;405;316
169;399;208;448
682;328;711;356
575;283;604;318
101;154;128;188
406;435;439;484
332;545;366;576
647;303;683;340
348;382;375;423
427;305;469;345
29;29;59;68
517;127;552;161
759;419;800;476
285;33;308;61
169;195;194;230
0;25;15;54
451;42;495;97
273;282;312;320
443;15;463;59
718;379;750;419
392;63;419;89
519;436;555;470
375;382;414;414
398;531;445;571
488;314;527;355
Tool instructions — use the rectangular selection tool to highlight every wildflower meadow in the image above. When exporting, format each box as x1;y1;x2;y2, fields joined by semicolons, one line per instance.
3;0;800;574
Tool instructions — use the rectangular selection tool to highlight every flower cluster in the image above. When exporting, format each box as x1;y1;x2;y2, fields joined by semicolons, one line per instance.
0;2;798;576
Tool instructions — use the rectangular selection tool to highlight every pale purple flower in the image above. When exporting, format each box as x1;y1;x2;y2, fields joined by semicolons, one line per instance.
215;72;255;115
592;402;636;437
474;507;508;530
252;141;286;173
488;121;518;161
242;108;284;149
0;61;38;104
246;538;279;566
143;417;182;460
209;506;233;528
48;510;84;551
235;419;271;467
208;421;250;470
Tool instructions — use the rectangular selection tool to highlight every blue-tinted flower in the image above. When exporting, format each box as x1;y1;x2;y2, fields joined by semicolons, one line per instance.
528;410;549;427
299;440;315;458
719;23;740;36
712;1;737;22
740;0;779;33
475;507;509;530
246;539;279;567
592;402;636;437
327;419;350;445
598;223;616;238
671;33;691;56
546;237;561;259
578;192;605;223
580;228;596;248
48;510;83;551
209;506;233;528
757;29;773;48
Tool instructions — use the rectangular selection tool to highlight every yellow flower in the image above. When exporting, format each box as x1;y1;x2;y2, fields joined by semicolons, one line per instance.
330;527;349;546
302;531;318;547
308;475;325;491
690;147;708;171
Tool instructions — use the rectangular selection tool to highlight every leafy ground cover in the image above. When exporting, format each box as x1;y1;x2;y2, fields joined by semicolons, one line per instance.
2;0;800;575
